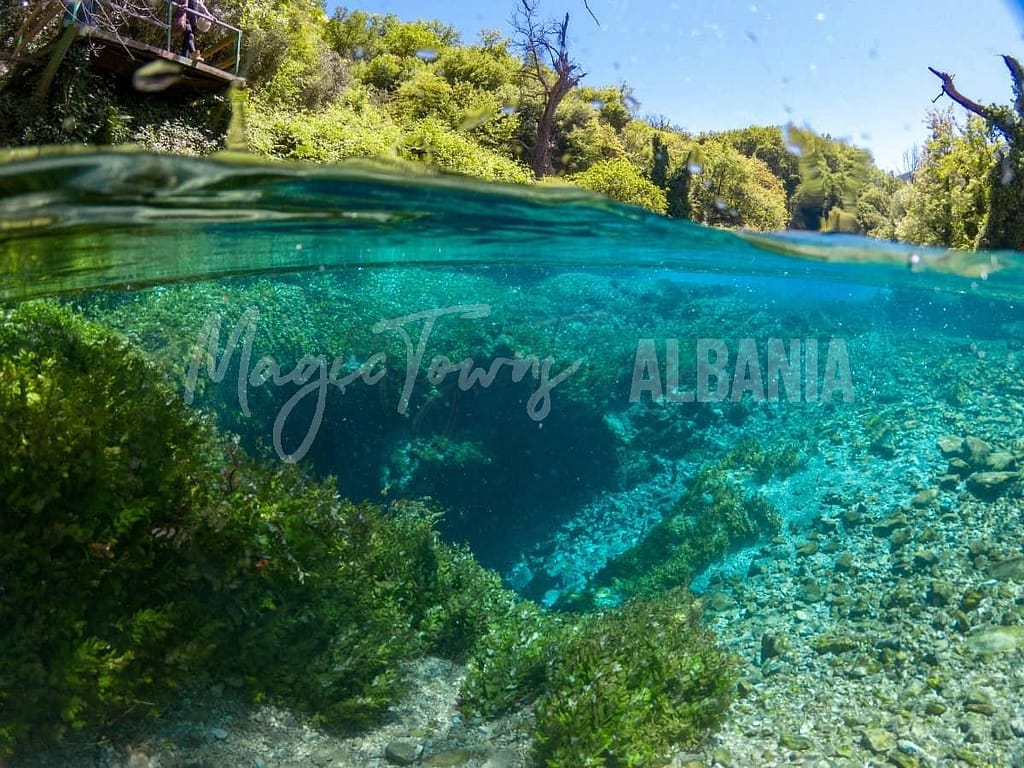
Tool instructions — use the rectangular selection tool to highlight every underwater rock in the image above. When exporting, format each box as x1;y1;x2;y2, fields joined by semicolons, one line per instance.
964;436;992;467
834;553;856;573
966;471;1019;499
913;550;939;569
800;580;825;603
889;528;912;549
862;727;897;754
925;700;948;715
910;488;939;507
873;513;909;537
841;503;868;526
988;556;1024;581
778;732;813;751
424;748;475;766
985;450;1016;471
796;540;819;557
811;634;859;654
761;633;788;664
937;435;964;457
938;473;961;490
965;626;1024;655
963;688;996;716
481;750;516;768
385;740;423;766
948;457;972;477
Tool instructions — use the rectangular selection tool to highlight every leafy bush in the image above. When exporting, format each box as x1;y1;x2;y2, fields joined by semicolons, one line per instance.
402;117;533;183
567;157;668;214
461;601;565;717
534;589;736;768
246;97;404;162
687;139;789;230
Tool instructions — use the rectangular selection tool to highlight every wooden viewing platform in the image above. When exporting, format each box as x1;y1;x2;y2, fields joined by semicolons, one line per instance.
8;0;246;95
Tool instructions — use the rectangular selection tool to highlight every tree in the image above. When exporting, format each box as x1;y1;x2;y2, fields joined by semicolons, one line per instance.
686;139;788;230
511;0;585;177
711;125;801;202
929;56;1024;249
895;111;996;249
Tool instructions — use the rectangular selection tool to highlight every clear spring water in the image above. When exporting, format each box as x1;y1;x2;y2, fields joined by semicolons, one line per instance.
4;149;1024;765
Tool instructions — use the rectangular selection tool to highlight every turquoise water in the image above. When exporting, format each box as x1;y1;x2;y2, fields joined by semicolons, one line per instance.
3;150;1024;767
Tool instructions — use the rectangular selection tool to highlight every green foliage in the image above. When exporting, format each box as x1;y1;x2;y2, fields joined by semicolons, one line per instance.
725;437;803;484
567;157;668;213
0;301;239;751
896;111;996;250
461;601;566;717
392;67;456;122
246;95;404;162
687;139;788;230
712;125;801;200
983;141;1024;250
438;43;519;92
533;589;736;768
402;117;533;183
237;0;347;110
353;52;411;91
855;171;904;240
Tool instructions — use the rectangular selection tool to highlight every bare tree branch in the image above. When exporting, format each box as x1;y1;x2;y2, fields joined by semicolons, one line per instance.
929;65;1015;138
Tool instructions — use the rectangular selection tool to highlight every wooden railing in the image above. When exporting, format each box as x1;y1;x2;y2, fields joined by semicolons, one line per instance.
164;2;243;75
6;0;243;77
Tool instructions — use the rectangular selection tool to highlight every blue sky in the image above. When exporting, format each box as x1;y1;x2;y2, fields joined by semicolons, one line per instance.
338;0;1024;172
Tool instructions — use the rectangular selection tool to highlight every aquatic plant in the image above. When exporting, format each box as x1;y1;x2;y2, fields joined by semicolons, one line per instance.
725;436;803;483
533;588;736;768
0;302;522;753
560;462;782;608
460;589;736;768
461;600;566;718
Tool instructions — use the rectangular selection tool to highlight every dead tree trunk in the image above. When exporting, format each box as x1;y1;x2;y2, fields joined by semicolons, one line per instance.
513;0;584;178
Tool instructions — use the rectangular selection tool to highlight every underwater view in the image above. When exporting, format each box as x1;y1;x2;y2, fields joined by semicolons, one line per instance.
2;149;1024;768
5;0;1024;766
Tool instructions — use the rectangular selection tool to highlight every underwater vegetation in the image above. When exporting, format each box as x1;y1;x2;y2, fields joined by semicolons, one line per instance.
558;458;783;610
0;302;735;765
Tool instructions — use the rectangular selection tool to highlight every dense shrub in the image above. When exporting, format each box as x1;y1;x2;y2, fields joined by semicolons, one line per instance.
402;117;533;183
566;157;668;214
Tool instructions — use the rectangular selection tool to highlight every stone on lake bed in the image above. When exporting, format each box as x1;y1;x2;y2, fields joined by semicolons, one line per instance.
937;435;964;457
988;556;1024;581
424;749;475;766
985;450;1016;471
385;741;423;766
966;471;1019;499
910;488;938;507
963;436;992;467
966;626;1024;655
862;727;897;753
